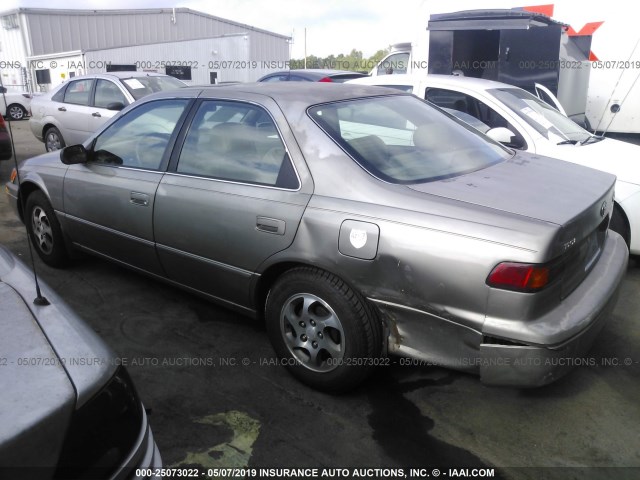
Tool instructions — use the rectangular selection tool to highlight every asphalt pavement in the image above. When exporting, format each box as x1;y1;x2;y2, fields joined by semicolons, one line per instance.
1;120;639;480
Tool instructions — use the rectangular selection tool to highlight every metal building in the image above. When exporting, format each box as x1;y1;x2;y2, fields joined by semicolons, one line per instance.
0;7;291;91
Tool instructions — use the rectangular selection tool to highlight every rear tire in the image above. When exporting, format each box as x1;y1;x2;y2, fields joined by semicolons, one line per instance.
265;267;382;392
7;104;27;121
45;126;65;152
25;191;69;268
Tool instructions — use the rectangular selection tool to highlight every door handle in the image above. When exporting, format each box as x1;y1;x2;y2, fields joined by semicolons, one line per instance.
58;106;66;112
130;192;149;206
92;112;102;117
256;216;285;235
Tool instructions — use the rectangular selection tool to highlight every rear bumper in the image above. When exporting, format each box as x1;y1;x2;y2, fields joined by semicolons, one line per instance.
29;118;45;142
374;231;628;387
479;231;628;386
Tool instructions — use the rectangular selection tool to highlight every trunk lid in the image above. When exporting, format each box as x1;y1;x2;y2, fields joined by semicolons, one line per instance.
407;151;615;227
409;151;615;297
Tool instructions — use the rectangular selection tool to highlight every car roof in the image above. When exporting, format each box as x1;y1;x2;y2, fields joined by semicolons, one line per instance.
262;69;367;79
350;73;516;92
178;81;408;105
59;71;174;81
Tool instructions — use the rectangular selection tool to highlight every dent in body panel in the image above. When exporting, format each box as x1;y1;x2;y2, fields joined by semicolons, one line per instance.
267;202;506;353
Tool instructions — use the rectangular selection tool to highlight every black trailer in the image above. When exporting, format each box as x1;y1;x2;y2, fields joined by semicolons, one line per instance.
427;9;594;126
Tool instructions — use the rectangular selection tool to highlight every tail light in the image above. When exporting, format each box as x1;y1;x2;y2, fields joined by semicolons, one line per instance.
487;261;558;292
318;77;333;83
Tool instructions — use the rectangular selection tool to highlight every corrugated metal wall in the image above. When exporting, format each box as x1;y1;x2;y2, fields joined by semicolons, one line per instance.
0;12;29;90
84;35;259;83
24;8;289;57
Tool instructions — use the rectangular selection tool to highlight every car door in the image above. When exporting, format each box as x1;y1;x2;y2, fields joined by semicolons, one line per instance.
89;79;129;133
63;98;192;275
57;78;98;145
154;98;312;310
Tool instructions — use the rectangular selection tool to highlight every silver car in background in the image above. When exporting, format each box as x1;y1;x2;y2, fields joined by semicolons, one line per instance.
6;83;628;391
29;72;186;152
0;244;161;478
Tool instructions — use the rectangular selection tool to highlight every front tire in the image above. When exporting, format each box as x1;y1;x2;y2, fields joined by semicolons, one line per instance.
265;267;382;391
45;126;65;152
25;191;68;267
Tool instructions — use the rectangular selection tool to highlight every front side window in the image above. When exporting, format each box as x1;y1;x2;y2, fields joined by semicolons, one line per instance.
92;99;189;169
63;79;94;106
177;100;298;188
94;79;128;109
426;87;527;149
309;95;510;184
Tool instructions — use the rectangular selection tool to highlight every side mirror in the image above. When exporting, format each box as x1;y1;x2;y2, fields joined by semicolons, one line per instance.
486;127;516;144
60;144;89;165
106;102;125;111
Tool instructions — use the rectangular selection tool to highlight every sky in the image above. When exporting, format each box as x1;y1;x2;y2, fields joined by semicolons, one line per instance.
1;0;631;59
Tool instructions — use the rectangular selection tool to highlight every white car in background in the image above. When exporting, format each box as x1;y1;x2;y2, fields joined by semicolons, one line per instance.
0;86;33;121
348;74;640;255
29;72;186;152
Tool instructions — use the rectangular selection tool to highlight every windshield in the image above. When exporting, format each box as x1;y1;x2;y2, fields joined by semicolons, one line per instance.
308;95;511;184
489;88;591;143
121;76;186;100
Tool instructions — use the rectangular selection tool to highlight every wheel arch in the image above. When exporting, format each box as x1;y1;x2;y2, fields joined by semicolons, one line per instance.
253;260;385;330
16;181;48;223
612;200;631;247
42;122;60;138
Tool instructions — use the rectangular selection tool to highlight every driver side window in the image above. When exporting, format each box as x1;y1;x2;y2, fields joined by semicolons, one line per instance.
425;87;527;150
92;99;189;169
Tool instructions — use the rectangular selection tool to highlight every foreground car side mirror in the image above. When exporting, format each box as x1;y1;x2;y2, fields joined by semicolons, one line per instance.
60;144;89;165
106;102;125;111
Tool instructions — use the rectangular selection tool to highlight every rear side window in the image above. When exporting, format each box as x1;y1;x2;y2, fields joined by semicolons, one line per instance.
309;95;510;184
177;101;298;189
51;84;67;102
63;79;94;106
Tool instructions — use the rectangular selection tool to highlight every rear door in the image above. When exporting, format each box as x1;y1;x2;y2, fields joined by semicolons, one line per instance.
154;97;312;309
63;98;192;275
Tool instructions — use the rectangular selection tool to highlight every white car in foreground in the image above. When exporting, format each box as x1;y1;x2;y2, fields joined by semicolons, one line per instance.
349;74;640;255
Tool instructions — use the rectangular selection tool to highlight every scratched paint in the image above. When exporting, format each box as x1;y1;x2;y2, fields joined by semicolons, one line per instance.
172;410;261;478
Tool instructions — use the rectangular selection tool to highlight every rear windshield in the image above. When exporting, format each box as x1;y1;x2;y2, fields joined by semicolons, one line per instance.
121;76;186;100
308;95;510;184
